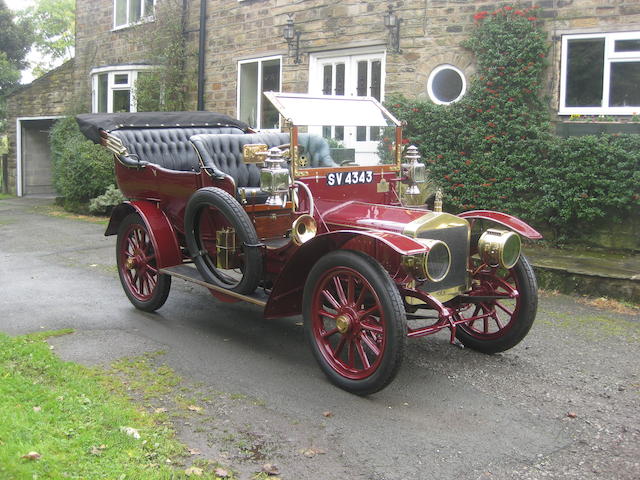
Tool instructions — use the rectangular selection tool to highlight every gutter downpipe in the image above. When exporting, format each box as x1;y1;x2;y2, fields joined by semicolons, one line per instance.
197;0;206;111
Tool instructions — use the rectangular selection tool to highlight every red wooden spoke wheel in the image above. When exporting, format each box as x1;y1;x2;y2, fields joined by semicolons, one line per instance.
303;251;406;395
454;256;537;353
117;213;171;312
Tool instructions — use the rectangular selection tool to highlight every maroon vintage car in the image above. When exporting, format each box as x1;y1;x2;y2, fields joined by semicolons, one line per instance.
77;93;541;395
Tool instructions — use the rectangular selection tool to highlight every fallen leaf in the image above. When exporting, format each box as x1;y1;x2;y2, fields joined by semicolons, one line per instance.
187;405;203;412
322;411;333;417
185;466;203;476
21;452;41;460
90;446;103;456
261;463;280;475
33;406;41;412
154;407;168;413
301;447;326;458
120;426;141;439
188;448;201;455
214;467;229;477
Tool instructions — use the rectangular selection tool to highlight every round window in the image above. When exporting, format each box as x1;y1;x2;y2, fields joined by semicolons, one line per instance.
427;65;466;104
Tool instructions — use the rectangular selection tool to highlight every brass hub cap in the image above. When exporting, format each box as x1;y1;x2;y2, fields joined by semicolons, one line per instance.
125;257;137;270
335;314;351;334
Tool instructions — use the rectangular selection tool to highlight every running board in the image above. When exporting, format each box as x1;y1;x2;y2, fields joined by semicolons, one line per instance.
159;264;268;307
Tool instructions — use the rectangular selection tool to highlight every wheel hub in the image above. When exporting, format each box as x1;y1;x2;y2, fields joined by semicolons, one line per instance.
335;314;351;334
125;256;137;270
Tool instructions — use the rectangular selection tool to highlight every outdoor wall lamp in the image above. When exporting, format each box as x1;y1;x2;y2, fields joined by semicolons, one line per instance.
384;4;402;53
283;14;302;64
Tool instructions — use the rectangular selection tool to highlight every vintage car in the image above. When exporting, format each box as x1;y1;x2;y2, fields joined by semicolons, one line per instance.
77;93;541;395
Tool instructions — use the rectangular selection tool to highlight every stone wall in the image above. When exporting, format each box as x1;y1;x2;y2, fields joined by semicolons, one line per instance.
202;0;640;118
4;59;76;194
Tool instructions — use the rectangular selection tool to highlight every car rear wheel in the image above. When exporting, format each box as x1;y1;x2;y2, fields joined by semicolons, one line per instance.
303;250;407;395
454;255;537;353
117;212;171;312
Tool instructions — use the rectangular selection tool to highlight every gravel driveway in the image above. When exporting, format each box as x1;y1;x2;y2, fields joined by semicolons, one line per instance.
1;197;638;479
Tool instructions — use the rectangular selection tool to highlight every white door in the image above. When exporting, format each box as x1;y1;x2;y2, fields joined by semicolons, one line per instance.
309;49;386;163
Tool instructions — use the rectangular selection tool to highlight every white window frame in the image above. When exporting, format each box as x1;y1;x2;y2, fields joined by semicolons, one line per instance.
91;65;154;113
236;55;282;131
427;64;466;105
308;46;387;100
113;0;156;30
559;31;640;115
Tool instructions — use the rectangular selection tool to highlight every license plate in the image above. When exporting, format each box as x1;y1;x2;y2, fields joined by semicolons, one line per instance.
326;171;373;186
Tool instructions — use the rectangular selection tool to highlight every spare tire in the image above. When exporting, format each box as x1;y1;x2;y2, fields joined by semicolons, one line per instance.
184;187;262;294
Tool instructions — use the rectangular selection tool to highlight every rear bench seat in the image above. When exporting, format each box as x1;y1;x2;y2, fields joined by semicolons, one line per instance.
110;127;245;171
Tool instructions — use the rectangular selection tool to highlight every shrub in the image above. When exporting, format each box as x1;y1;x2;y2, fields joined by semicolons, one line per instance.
50;116;114;210
386;5;640;243
89;184;126;215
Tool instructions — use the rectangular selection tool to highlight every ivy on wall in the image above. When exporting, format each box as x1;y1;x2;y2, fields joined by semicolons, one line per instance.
134;0;196;112
387;6;640;243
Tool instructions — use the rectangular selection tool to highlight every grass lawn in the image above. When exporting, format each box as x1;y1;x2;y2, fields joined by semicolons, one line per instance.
0;331;230;479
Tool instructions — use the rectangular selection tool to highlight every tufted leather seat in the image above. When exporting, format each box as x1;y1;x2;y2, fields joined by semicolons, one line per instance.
111;127;245;171
190;132;337;186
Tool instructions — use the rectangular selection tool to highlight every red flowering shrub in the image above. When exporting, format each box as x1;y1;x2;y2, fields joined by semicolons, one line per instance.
385;5;640;242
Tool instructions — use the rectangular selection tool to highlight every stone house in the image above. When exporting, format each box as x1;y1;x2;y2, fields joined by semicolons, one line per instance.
5;0;640;196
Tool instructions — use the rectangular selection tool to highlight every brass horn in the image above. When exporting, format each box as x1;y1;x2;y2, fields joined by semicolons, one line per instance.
291;214;317;246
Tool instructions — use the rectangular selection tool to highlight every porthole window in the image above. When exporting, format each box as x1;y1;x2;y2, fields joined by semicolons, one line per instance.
427;65;466;104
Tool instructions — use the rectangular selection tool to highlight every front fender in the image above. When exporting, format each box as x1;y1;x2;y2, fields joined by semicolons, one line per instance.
264;229;422;319
458;210;542;239
105;201;182;269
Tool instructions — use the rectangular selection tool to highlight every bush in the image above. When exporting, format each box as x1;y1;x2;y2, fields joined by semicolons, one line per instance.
386;6;640;243
89;184;126;215
50;116;114;211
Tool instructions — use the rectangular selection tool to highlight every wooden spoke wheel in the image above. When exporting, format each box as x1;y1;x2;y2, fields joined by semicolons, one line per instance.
454;255;537;353
117;213;171;312
303;251;406;395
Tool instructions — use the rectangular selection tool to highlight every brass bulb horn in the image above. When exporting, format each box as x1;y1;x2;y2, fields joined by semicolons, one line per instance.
291;214;317;245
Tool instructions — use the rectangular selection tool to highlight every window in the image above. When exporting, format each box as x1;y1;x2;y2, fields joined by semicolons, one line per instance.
91;67;152;113
427;65;466;104
114;0;155;29
237;56;281;130
560;31;640;115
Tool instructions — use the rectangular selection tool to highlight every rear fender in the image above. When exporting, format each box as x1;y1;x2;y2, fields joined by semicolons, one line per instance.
458;210;542;239
264;230;423;319
105;201;182;269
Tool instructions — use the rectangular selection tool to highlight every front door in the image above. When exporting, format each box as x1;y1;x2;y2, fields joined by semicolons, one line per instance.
309;49;386;163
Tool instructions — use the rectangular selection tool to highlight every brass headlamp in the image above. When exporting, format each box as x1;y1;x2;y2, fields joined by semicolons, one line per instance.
477;228;521;269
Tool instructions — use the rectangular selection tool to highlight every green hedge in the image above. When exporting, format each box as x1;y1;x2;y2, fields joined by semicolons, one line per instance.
50;116;114;211
386;6;640;243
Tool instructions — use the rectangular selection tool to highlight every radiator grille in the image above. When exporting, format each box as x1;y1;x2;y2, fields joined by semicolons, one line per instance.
418;225;469;293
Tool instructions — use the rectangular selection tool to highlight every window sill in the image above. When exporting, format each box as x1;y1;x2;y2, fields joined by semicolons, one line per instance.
112;16;155;32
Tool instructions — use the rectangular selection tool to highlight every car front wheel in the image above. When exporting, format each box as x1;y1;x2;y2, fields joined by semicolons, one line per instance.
303;250;407;395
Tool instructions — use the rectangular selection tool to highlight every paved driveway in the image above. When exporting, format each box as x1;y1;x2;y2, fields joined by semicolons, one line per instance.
1;197;638;479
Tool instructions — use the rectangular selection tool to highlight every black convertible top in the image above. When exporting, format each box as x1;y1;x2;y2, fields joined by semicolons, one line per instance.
76;111;250;144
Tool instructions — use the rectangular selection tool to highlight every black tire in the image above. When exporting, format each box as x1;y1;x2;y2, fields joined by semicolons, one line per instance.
455;255;538;353
116;212;171;312
184;187;262;294
303;250;407;395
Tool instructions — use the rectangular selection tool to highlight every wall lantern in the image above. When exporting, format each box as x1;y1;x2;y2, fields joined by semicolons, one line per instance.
283;14;302;64
383;4;402;54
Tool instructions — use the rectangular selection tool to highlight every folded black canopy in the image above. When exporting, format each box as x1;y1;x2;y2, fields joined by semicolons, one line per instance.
76;111;250;144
